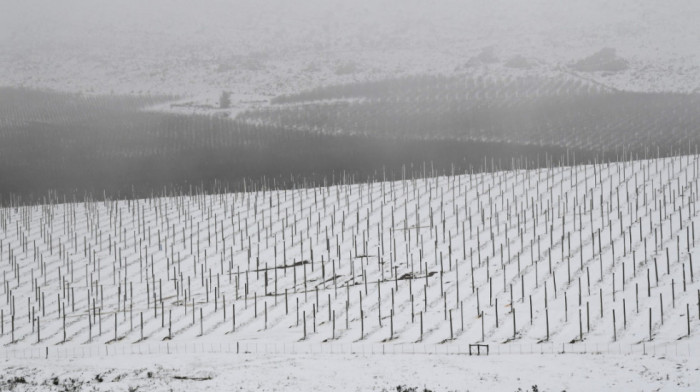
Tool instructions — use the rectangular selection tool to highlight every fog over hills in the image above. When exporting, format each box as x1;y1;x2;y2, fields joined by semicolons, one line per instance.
2;0;699;102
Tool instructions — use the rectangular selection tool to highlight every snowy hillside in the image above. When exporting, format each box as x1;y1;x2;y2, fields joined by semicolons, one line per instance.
3;1;699;390
2;155;699;351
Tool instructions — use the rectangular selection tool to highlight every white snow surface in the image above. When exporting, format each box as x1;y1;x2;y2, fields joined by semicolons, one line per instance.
2;154;700;389
3;2;700;388
2;352;699;391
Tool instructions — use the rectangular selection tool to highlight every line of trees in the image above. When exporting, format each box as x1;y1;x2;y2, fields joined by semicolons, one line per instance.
2;77;698;204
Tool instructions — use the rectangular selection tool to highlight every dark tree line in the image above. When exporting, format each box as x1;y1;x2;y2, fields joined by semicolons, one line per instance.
1;79;696;205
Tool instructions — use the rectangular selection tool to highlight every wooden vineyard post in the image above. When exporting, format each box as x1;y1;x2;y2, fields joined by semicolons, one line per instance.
390;310;394;340
480;311;484;342
586;302;590;332
377;282;382;328
579;308;583;341
361;309;365;340
449;309;453;340
419;311;422;341
495;298;499;328
476;287;480;317
690;255;695;283
169;310;172;339
672;280;676;308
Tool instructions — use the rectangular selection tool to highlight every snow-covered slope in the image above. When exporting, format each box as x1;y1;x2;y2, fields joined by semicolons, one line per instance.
1;155;699;350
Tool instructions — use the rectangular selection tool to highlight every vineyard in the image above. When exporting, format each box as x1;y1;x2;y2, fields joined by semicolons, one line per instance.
247;75;700;153
4;76;700;203
0;87;579;203
3;77;700;391
3;0;700;387
1;153;699;350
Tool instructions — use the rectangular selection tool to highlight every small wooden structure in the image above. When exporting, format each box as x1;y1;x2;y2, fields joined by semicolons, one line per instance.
468;343;489;355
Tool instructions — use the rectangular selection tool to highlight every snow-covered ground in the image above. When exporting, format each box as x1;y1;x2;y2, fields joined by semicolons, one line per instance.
3;351;699;391
2;154;700;389
3;155;700;347
3;3;700;387
2;0;699;114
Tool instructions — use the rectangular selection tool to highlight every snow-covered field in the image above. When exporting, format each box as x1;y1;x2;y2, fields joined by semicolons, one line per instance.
2;154;700;389
3;351;699;391
3;2;700;388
